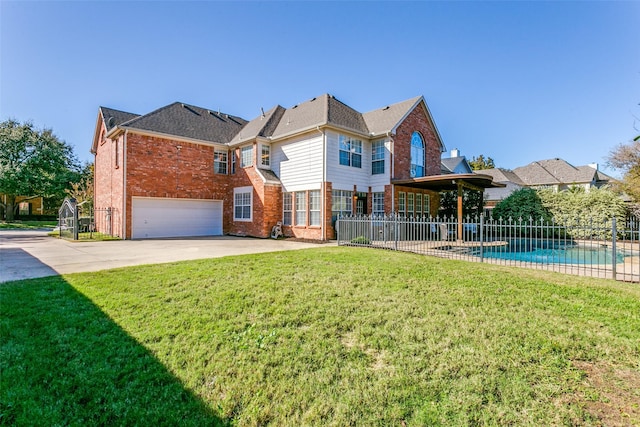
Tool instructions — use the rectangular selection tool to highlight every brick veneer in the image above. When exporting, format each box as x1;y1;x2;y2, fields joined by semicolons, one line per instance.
392;103;442;180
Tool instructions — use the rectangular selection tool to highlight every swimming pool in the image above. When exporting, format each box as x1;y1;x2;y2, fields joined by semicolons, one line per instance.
482;240;626;265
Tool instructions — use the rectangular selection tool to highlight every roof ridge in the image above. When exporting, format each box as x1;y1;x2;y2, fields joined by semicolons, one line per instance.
122;102;181;127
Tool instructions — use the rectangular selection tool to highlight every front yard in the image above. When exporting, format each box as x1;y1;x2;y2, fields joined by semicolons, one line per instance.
1;247;639;425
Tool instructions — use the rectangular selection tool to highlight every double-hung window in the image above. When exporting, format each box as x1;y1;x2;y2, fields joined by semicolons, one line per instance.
214;150;227;174
260;144;270;168
339;135;362;168
407;193;414;217
423;194;431;216
371;140;385;175
372;192;385;217
283;192;292;226
415;193;423;216
331;190;353;220
234;187;252;221
309;190;321;226
398;192;406;217
241;145;253;168
295;192;307;226
231;150;236;174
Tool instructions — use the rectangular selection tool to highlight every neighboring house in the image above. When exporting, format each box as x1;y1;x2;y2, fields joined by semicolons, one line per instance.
513;158;613;192
441;149;473;175
0;195;45;219
477;168;525;213
92;94;500;240
479;158;616;214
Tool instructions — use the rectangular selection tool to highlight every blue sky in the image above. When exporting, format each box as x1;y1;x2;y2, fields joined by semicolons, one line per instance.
1;1;638;177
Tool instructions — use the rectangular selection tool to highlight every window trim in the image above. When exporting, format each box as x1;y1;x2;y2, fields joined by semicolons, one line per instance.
309;190;321;227
240;145;253;168
410;132;425;178
260;143;270;168
398;192;406;216
295;192;307;226
214;149;228;174
283;192;292;226
371;139;385;175
339;135;362;168
233;186;252;222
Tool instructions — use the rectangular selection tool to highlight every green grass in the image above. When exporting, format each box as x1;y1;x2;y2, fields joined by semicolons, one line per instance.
47;230;121;241
2;247;639;426
0;220;57;229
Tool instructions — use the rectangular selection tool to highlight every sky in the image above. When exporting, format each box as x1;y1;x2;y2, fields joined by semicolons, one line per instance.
1;1;639;177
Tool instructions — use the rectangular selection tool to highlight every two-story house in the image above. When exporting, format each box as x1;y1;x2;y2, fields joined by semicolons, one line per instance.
92;94;500;240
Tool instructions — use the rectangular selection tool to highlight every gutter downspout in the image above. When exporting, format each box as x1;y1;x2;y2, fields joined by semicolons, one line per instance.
123;130;128;239
317;126;326;240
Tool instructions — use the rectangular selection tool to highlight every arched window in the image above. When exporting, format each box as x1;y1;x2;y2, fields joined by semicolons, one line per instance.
410;132;425;178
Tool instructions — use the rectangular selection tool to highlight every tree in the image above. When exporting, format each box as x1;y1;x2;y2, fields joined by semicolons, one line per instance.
66;162;94;208
468;154;495;171
439;189;483;218
606;138;640;201
0;119;81;221
491;188;552;222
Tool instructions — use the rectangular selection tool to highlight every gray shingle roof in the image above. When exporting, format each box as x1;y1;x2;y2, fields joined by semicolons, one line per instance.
230;105;286;145
441;157;472;174
479;168;526;186
362;96;422;137
120;102;247;144
100;107;139;132
514;158;596;186
270;94;369;139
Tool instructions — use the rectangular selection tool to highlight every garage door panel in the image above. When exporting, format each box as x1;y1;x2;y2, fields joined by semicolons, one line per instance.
132;198;223;239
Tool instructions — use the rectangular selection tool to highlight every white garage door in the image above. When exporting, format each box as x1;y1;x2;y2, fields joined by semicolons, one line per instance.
132;197;223;239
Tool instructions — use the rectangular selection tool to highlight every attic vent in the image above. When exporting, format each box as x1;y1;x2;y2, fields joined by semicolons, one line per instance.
181;103;185;108
292;105;298;109
382;106;390;110
261;107;265;119
310;97;316;102
107;117;115;127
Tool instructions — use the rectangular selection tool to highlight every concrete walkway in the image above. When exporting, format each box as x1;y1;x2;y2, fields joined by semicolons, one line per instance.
0;230;330;283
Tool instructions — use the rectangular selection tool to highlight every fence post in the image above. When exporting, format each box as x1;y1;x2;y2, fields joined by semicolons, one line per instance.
611;217;617;280
394;215;398;251
72;200;79;241
480;214;484;263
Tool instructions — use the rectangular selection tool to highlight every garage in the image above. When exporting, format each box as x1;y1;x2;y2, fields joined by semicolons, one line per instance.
132;197;223;239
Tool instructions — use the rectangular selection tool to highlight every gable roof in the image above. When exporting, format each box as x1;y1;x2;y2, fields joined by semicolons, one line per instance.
362;96;422;137
441;156;472;174
117;102;248;144
478;168;526;186
514;158;596;186
230;105;286;145
270;94;369;139
100;106;139;132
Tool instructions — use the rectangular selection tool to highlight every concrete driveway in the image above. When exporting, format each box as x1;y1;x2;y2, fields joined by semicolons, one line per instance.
0;230;330;283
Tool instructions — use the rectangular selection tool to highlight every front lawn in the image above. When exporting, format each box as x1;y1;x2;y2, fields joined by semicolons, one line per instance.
1;247;639;425
0;220;57;229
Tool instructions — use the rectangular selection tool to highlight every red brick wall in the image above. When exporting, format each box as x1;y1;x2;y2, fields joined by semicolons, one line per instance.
393;103;442;180
124;133;227;238
93;123;125;237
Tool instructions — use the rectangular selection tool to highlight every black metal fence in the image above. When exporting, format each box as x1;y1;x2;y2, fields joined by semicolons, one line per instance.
58;198;118;240
336;215;640;283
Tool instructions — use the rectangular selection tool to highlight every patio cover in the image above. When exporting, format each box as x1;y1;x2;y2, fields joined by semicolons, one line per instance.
392;173;506;241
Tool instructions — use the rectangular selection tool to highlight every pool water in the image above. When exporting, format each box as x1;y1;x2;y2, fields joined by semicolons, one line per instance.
482;242;626;265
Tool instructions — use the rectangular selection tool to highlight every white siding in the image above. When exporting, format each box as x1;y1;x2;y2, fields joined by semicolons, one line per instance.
272;133;323;192
325;130;390;191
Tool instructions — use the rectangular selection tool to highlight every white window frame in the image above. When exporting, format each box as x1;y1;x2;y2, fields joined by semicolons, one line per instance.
371;139;385;175
214;150;228;174
372;192;385;217
339;135;362;168
234;186;252;221
407;193;414;217
231;149;236;174
416;193;423;216
410;132;425;178
398;192;406;216
331;190;353;219
423;194;431;216
283;192;292;226
295;192;307;226
309;190;321;226
241;145;253;168
260;144;270;168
